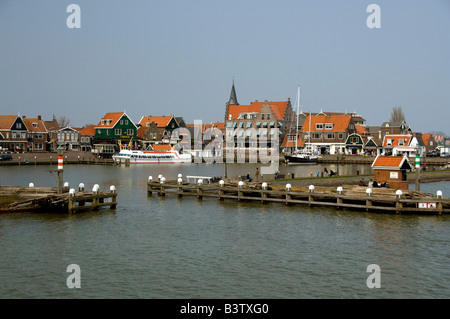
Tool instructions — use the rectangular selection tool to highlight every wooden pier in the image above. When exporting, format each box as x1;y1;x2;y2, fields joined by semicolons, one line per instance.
147;178;449;215
0;185;117;214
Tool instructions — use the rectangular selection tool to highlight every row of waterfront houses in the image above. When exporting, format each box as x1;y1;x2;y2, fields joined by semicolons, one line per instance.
1;83;447;158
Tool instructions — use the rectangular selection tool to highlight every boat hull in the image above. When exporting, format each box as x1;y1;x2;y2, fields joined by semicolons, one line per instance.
285;155;318;164
112;150;192;164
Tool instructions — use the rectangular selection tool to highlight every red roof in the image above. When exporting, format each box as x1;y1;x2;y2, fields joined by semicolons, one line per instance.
139;116;173;128
0;115;19;130
81;125;96;136
302;115;352;132
281;134;304;148
355;125;368;135
372;155;410;169
382;134;412;147
96;112;125;129
227;101;288;121
22;118;47;133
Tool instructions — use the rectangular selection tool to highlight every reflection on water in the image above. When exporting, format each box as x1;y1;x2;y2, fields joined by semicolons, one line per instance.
0;164;449;298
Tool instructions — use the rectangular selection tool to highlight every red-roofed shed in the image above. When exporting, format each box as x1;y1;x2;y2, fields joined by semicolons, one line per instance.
371;155;411;189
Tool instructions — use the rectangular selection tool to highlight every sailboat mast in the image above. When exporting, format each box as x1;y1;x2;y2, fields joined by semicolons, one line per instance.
295;85;300;151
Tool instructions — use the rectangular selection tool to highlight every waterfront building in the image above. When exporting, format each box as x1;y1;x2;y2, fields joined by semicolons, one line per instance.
43;117;61;152
381;134;421;157
300;113;358;155
371;155;411;190
138;115;187;148
56;126;81;151
0;115;28;152
93;112;138;157
22;115;49;152
80;125;95;152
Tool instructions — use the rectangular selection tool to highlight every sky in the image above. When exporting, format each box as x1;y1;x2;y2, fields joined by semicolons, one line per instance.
0;0;449;135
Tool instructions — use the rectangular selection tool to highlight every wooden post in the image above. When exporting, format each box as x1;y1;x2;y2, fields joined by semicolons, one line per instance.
68;189;76;214
110;186;117;209
197;185;203;200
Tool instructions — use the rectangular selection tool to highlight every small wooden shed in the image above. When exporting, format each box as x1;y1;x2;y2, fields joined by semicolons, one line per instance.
371;155;412;190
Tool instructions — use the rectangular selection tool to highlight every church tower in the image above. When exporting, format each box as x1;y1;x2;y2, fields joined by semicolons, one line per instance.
225;80;239;122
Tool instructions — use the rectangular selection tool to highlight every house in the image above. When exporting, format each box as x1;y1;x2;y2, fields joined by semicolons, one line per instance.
224;82;295;150
371;155;412;190
80;125;95;152
138;115;187;147
43;117;60;152
186;122;225;159
0;115;28;152
56;127;81;151
22;115;48;152
301;114;358;155
93;112;138;157
281;133;304;154
381;134;419;157
94;112;137;145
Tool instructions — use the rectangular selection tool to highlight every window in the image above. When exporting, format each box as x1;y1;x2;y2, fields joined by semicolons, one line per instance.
338;133;344;139
101;120;105;125
312;133;322;139
398;139;404;146
127;129;134;135
387;139;393;146
33;123;38;128
267;114;270;120
350;136;359;143
120;120;123;125
17;123;22;129
261;114;265;120
228;114;232;120
325;123;333;130
325;133;335;139
316;124;324;130
246;122;252;128
288;135;297;142
115;128;122;135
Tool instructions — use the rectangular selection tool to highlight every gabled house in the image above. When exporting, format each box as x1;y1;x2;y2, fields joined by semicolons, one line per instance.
0;115;28;152
281;133;304;154
80;125;95;152
301;114;357;155
22;116;48;152
94;112;137;145
43;118;60;152
57;127;81;151
138;115;187;146
381;134;419;156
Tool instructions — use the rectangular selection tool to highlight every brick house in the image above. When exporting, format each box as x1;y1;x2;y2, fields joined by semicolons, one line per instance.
138;115;187;147
371;155;411;190
0;115;28;152
22;116;48;152
301;113;358;155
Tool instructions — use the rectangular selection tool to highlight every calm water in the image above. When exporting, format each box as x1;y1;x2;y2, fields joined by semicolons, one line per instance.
0;163;449;299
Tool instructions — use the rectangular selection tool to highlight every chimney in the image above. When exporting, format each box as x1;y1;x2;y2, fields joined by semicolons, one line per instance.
23;115;26;119
38;115;41;120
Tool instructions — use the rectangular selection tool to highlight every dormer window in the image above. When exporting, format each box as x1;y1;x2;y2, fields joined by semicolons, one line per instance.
316;123;324;130
325;123;333;130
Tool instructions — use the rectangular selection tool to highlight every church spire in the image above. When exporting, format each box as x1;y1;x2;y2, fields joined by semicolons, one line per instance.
228;79;239;105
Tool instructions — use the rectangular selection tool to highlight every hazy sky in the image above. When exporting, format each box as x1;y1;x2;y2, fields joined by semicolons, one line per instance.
1;0;449;135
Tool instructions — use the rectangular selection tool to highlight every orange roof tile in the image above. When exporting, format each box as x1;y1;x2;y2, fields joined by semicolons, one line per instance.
302;115;351;132
0;115;19;130
227;101;288;121
22;118;47;133
422;134;432;146
81;125;96;136
281;134;304;147
96;112;126;128
372;155;408;168
139;116;173;128
355;125;368;135
382;134;412;147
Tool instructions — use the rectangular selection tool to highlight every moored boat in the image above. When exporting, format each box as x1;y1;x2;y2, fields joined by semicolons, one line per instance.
112;144;192;164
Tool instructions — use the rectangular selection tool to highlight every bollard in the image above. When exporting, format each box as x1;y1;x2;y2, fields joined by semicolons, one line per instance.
148;176;153;195
219;180;225;201
79;183;85;192
365;188;373;211
286;183;292;191
110;185;117;209
261;182;268;204
68;188;76;213
29;182;34;188
63;182;69;193
395;190;403;213
285;184;292;205
437;190;443;215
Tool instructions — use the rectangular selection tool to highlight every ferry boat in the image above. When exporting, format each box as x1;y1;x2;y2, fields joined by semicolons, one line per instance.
112;144;192;164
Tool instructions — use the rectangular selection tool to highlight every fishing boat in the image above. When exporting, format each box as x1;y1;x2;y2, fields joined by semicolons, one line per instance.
112;143;192;164
284;85;318;165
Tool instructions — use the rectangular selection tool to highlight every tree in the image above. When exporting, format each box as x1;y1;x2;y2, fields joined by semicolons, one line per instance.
390;106;405;123
57;116;71;128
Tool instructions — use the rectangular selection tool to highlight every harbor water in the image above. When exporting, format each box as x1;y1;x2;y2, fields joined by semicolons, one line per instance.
0;163;449;299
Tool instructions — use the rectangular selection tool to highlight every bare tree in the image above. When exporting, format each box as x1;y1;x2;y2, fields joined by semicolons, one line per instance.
390;106;405;123
57;116;71;128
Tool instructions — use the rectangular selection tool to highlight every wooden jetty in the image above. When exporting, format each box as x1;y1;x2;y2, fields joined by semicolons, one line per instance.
147;177;449;215
0;184;117;214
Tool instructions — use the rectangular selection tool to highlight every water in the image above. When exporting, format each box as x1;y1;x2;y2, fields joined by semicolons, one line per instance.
0;163;449;299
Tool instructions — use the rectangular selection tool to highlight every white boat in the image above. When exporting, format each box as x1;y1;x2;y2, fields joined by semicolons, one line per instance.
284;85;319;165
112;144;192;164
